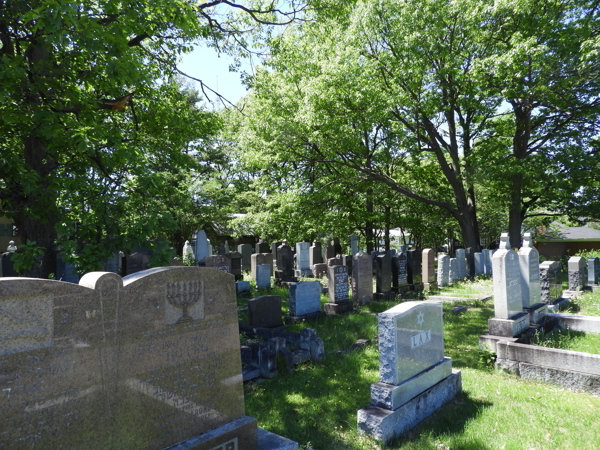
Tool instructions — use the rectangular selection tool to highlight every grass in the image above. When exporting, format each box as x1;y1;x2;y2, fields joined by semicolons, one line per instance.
238;272;600;449
560;288;600;317
531;328;600;355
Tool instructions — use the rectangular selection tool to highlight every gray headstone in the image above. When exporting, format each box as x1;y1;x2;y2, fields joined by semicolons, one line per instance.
449;258;458;284
588;257;600;285
352;252;373;304
56;253;80;284
437;255;449;287
238;244;253;272
256;264;271;289
518;233;540;308
289;282;321;316
271;241;283;265
392;253;408;288
342;254;353;278
349;234;359;256
481;249;490;275
256;239;270;253
422;249;436;284
1;252;17;277
276;242;294;280
312;263;328;278
251;253;273;280
540;261;562;304
194;229;209;263
376;253;392;294
295;242;311;276
248;295;282;328
225;251;242;280
492;233;523;319
568;256;587;291
205;254;231;273
124;251;150;276
465;247;475;278
327;256;341;266
328;266;349;304
455;249;466;280
474;252;484;275
309;241;323;268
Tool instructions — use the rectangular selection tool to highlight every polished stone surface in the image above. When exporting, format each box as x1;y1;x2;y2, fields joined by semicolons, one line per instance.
352;252;373;304
474;252;484;275
0;267;250;450
376;253;392;293
518;234;540;308
329;266;349;304
392;253;408;288
248;296;283;328
379;302;445;385
289;282;321;316
407;250;422;284
256;264;270;290
309;241;322;268
492;234;523;319
588;257;600;285
238;244;253;272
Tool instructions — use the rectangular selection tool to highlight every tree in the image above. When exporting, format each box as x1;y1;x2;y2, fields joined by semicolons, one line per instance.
0;0;312;277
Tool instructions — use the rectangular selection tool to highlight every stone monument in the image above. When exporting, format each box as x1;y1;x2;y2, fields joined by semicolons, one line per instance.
437;255;449;287
392;253;409;294
540;261;562;304
248;295;283;328
287;281;324;322
352;252;373;305
256;264;271;290
375;253;394;300
251;253;273;281
238;243;253;272
421;249;437;290
407;249;423;290
326;265;352;314
589;257;600;286
295;242;312;277
205;254;232;273
518;233;546;327
455;249;466;280
568;256;587;291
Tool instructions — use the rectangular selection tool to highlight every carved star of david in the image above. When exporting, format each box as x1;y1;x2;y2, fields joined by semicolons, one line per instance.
416;311;424;327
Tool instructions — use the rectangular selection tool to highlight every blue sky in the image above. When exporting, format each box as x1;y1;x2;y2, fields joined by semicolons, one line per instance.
178;45;252;109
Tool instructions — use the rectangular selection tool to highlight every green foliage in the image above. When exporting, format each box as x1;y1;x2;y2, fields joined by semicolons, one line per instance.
10;241;45;275
478;344;497;370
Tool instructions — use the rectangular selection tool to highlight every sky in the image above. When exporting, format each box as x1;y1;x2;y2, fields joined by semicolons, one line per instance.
178;45;252;110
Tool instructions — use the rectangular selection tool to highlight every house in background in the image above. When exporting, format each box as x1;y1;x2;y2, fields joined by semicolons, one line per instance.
535;223;600;259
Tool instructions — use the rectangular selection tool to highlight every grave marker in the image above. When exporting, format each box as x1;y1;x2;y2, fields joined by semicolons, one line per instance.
309;241;323;269
288;282;322;319
375;253;393;300
238;243;253;272
325;266;352;314
540;261;562;304
256;264;271;290
352;252;373;305
248;295;283;328
474;252;484;275
295;242;312;277
437;255;449;287
518;233;540;308
449;258;458;284
256;239;270;253
455;249;466;280
589;257;600;285
422;249;436;289
251;253;273;281
568;256;587;291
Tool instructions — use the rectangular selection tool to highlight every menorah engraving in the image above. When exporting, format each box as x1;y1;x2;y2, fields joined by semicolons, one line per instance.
166;280;203;324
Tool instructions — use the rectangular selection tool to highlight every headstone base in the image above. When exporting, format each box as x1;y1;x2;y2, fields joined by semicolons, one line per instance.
294;269;313;278
357;370;461;445
374;290;396;301
409;283;424;292
324;301;353;315
424;282;438;291
488;312;530;337
371;358;453;411
285;310;326;324
392;285;411;294
165;415;258;450
257;428;299;450
524;303;548;325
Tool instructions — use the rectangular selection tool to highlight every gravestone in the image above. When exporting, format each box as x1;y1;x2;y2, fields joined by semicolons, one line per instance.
194;229;210;264
375;253;394;300
183;240;194;260
238;243;253;272
124;251;150;275
271;241;283;267
103;252;121;275
474;252;484;275
224;240;230;253
489;233;529;337
518;233;541;308
392;253;409;293
0;267;261;450
248;295;283;328
225;251;243;280
568;256;587;291
325;244;336;260
455;249;466;280
207;240;212;257
352;252;373;305
449;258;458;284
1;252;17;277
56;253;81;284
312;263;328;278
481;249;490;275
406;249;422;288
251;253;273;281
357;302;460;444
342;254;353;278
256;239;270;253
465;247;475;278
332;238;342;256
437;255;449;287
422;249;436;289
588;257;600;285
540;261;562;304
218;243;226;255
325;265;352;314
256;264;271;290
295;242;312;277
488;250;495;274
205;254;232;273
327;256;342;266
309;241;323;269
349;234;359;256
288;281;323;321
275;241;295;283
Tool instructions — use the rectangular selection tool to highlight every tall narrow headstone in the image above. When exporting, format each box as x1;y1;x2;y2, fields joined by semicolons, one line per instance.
271;241;283;267
194;229;209;264
357;302;460;444
325;244;336;260
349;234;359;256
518;233;540;308
325;265;352;314
465;247;475;278
568;256;587;291
251;253;273;280
489;233;529;337
275;241;295;283
422;249;436;289
455;249;466;280
474;252;484;275
342;254;353;278
309;240;323;270
540;261;562;304
332;238;342;256
406;249;422;286
238;243;252;272
352;252;373;305
256;263;271;289
256;239;270;253
449;258;458;284
392;253;409;293
481;249;490;275
225;251;243;280
295;242;312;277
588;257;600;285
207;240;212;257
375;253;393;299
437;255;449;287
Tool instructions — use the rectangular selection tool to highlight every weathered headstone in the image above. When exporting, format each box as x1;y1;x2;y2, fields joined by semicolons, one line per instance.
375;253;394;300
588;257;600;285
271;241;283;266
248;295;283;328
251;253;273;281
0;267;262;450
205;254;232;273
518;233;541;308
256;239;270;253
455;249;466;280
194;229;209;264
309;240;323;269
238;243;253;272
474;252;484;275
325;265;352;314
349;234;359;256
352;252;373;305
288;281;323;320
540;260;562;304
357;302;460;444
225;251;242;280
256;264;271;290
275;241;295;283
568;256;587;291
325;244;336;260
465;247;475;278
312;263;328;278
406;249;422;288
481;249;490;275
217;242;226;255
489;233;529;337
422;249;437;289
295;242;312;277
342;254;353;278
327;256;342;266
332;238;342;256
449;258;458;284
437;255;449;287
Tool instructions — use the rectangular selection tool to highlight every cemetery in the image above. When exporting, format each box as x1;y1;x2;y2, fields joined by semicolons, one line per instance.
2;1;600;449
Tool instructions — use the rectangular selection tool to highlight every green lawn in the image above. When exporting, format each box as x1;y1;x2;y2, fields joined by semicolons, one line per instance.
561;288;600;317
236;275;600;449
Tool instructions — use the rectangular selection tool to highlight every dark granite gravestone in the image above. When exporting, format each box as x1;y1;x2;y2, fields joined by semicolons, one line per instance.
325;266;352;314
256;239;270;254
124;251;150;275
332;238;342;256
0;267;261;450
352;252;373;305
342;255;353;278
56;253;81;284
226;251;243;281
325;245;336;260
238;244;253;272
589;257;600;285
392;253;408;293
251;253;273;280
217;243;226;255
271;241;283;266
275;242;295;282
205;254;232;273
406;250;422;286
248;295;283;328
540;261;562;304
309;241;323;269
375;253;393;298
1;252;17;277
327;257;341;266
312;263;328;278
465;247;475;278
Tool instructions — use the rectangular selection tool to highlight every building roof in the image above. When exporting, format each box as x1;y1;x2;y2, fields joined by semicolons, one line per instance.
537;223;600;242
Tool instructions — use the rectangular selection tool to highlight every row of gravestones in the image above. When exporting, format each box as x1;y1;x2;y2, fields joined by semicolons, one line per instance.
437;248;496;287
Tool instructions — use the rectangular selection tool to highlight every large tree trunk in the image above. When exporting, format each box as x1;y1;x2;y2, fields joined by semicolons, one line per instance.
384;205;390;252
366;187;374;253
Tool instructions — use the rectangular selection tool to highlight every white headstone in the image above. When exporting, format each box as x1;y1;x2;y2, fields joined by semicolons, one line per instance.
295;242;311;276
455;249;466;280
437;255;449;287
492;233;523;319
518;233;540;308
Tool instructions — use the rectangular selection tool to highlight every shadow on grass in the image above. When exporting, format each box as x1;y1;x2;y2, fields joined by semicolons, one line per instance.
387;390;494;450
443;305;494;368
